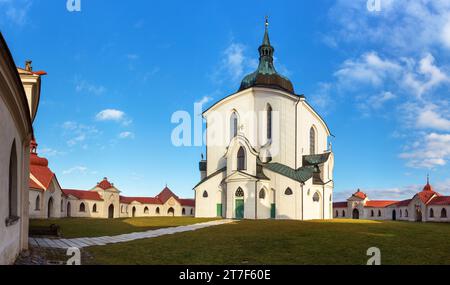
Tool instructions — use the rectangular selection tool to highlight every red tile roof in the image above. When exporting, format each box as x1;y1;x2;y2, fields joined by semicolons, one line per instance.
63;189;104;201
428;196;450;206
179;199;195;207
352;189;367;200
97;177;114;190
29;178;44;191
394;199;412;207
120;196;161;205
365;200;398;208
29;152;55;191
333;202;348;208
156;187;179;204
417;189;440;204
119;187;195;206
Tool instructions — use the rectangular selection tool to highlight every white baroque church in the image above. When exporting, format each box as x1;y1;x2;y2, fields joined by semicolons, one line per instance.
194;21;334;220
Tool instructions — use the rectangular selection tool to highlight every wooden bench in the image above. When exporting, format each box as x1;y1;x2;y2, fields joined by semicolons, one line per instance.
29;224;61;237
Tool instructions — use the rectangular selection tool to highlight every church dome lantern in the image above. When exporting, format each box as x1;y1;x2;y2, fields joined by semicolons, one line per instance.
239;18;294;94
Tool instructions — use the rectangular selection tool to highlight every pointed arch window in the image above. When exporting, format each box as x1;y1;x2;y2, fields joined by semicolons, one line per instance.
430;208;434;218
285;188;293;196
441;208;447;218
235;187;244;198
335;210;339;217
267;104;272;141
342;210;346;217
405;209;409;217
182;208;186;215
371;210;374;217
79;203;86;213
310;127;316;155
35;195;41;211
156;207;160;215
259;189;266;199
313;192;320;202
237;147;246;171
378;210;382;217
8;140;18;218
230;111;239;139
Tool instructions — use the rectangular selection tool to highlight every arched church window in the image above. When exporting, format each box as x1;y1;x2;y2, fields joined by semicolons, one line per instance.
237;147;246;170
235;187;244;198
400;210;403;217
441;208;447;218
430;208;434;218
310;127;316;155
230;111;239;139
93;204;97;213
285;188;293;196
378;210;382;217
371;210;374;217
35;195;40;211
259;189;266;199
156;207;160;215
8;140;18;218
405;209;408;217
79;203;86;212
203;191;208;198
267;104;272;141
190;208;194;215
182;208;186;215
312;192;320;202
342;210;346;217
144;207;149;214
335;210;338;217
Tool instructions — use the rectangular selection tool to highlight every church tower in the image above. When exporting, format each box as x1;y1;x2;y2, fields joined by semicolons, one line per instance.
194;19;334;220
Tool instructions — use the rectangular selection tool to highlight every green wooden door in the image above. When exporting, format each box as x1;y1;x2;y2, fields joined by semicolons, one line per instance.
235;199;244;219
270;204;276;219
216;204;222;217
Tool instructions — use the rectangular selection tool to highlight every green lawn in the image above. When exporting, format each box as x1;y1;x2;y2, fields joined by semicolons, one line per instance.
29;217;219;238
85;219;450;265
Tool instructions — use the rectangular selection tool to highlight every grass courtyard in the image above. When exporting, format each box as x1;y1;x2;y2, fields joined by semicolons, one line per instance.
30;217;219;238
83;219;450;265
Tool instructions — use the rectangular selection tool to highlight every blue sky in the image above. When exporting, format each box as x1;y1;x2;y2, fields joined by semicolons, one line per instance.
2;0;450;200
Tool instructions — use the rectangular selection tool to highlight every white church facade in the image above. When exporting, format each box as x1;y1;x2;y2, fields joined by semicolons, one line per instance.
0;33;46;264
194;21;334;220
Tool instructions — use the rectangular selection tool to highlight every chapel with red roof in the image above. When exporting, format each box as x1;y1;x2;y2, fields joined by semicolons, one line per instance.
333;177;450;222
28;140;195;219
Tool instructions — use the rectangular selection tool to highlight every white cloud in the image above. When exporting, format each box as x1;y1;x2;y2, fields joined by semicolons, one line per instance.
195;96;213;106
62;121;99;147
334;52;401;88
416;107;450;131
63;166;88;175
400;133;450;168
328;0;450;52
118;131;135;139
96;109;125;122
75;79;106;96
0;0;32;26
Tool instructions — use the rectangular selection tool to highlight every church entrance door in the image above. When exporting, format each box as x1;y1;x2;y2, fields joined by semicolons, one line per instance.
108;204;114;219
352;208;359;219
235;199;244;219
415;208;422;222
392;210;397;221
47;197;54;218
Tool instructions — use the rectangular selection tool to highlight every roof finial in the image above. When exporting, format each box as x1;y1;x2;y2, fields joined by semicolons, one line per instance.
265;15;269;28
427;173;430;185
